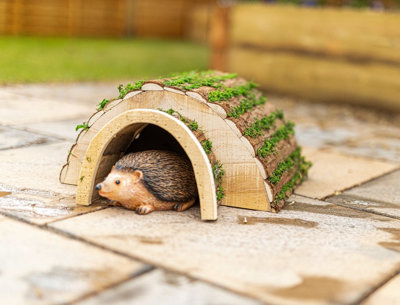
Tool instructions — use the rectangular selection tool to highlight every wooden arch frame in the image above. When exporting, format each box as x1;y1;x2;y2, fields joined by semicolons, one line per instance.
76;109;218;220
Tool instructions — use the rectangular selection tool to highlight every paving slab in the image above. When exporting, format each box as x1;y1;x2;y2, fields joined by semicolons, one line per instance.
326;170;400;219
77;269;262;305
18;117;88;142
272;95;400;163
2;82;119;106
296;124;400;163
296;147;399;199
362;274;400;305
0;215;146;305
0;92;94;125
51;195;400;305
0;126;56;150
0;141;75;195
0;185;105;225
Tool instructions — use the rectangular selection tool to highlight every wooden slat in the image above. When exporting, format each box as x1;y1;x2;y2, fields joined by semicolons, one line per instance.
0;0;125;37
131;0;186;37
0;0;214;38
185;4;212;43
230;4;400;65
229;46;400;111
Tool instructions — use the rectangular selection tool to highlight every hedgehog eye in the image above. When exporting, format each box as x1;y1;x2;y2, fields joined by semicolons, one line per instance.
115;180;120;185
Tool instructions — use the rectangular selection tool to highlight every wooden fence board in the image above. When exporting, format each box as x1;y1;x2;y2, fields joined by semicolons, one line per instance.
0;0;215;38
185;4;211;43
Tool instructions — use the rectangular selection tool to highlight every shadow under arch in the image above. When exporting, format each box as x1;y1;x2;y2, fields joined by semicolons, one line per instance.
76;109;217;220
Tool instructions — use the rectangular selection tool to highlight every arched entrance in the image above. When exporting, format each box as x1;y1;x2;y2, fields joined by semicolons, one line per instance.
76;109;218;220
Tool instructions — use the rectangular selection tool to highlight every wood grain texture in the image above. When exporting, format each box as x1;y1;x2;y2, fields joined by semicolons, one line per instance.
229;47;400;111
62;85;274;217
76;109;218;220
212;4;400;111
0;0;215;38
231;4;400;65
61;72;312;216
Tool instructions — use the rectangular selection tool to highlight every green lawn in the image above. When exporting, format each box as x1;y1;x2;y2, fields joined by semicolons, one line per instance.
0;36;209;83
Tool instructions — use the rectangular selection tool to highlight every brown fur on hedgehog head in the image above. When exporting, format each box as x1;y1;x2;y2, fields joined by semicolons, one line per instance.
96;166;143;202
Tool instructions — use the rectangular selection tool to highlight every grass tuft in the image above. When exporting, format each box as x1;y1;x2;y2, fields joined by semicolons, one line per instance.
96;99;109;111
118;81;144;99
75;122;89;131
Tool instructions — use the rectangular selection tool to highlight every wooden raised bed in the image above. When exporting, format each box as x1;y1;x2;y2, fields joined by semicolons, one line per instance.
210;4;400;111
60;71;311;220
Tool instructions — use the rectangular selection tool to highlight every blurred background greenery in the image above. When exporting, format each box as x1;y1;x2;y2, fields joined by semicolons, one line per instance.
0;36;208;83
0;0;399;110
0;0;215;83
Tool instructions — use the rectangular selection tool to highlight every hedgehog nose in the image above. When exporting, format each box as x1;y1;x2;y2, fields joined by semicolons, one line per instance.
95;183;102;191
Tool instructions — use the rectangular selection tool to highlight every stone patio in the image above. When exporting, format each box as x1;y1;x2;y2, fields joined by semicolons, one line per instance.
1;83;399;305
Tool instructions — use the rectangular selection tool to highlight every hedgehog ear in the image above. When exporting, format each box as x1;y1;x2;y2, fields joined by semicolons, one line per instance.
133;170;143;180
111;165;115;170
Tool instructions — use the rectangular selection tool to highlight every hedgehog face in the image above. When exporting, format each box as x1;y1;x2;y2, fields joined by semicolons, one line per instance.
96;168;143;203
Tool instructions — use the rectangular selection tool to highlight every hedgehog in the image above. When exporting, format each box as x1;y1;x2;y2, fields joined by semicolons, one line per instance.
95;150;198;215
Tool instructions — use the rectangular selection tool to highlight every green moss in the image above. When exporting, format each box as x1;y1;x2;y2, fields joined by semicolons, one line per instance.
188;121;199;131
160;107;225;203
212;160;224;182
227;93;266;118
216;185;225;202
274;155;312;206
163;70;237;90
268;147;301;184
201;139;212;154
163;108;175;115
96;98;110;111
212;160;225;202
75;122;89;132
208;82;258;102
244;110;284;138
158;108;199;131
257;121;295;158
118;80;144;98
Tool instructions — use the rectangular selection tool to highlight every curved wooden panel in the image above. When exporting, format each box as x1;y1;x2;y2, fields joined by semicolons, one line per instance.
76;109;218;220
61;89;270;212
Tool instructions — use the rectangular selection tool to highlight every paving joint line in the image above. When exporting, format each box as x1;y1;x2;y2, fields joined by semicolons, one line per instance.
332;202;400;221
44;205;109;225
294;193;400;221
351;265;400;305
65;265;155;305
316;165;400;202
1;124;68;141
0;140;63;151
0;210;147;263
0;210;263;303
46;225;265;304
294;194;400;221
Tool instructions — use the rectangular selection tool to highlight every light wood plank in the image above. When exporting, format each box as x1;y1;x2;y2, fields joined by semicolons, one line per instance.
231;4;400;65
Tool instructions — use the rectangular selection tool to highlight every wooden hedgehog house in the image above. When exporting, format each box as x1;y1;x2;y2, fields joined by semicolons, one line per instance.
60;71;311;220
